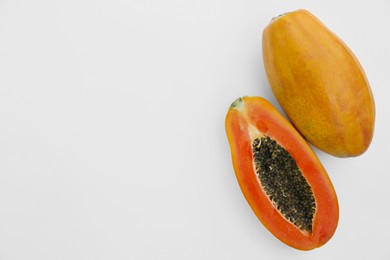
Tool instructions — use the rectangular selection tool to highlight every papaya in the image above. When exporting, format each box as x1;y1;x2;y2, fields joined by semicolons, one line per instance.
262;9;375;157
225;96;338;250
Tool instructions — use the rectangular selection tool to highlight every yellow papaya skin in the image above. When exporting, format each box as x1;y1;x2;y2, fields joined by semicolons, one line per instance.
262;9;375;157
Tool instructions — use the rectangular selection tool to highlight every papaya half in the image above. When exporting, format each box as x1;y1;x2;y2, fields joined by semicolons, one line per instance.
225;96;339;250
262;9;375;157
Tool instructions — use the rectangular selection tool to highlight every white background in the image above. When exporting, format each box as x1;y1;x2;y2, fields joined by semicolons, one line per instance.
0;0;389;259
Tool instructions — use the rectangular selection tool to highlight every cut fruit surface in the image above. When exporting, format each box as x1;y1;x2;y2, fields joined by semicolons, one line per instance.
225;96;339;250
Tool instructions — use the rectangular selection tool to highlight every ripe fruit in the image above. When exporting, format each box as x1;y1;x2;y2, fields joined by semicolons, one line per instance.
225;96;339;250
262;9;375;157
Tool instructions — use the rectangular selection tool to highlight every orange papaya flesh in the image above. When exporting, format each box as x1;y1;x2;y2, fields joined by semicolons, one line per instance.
225;96;339;250
262;9;375;157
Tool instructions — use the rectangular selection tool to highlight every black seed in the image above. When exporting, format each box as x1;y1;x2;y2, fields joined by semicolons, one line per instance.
252;136;316;233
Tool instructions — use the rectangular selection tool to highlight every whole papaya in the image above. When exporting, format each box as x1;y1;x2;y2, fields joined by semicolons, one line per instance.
262;9;375;157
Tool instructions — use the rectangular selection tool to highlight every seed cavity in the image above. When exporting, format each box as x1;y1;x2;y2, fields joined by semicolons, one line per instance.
252;136;316;233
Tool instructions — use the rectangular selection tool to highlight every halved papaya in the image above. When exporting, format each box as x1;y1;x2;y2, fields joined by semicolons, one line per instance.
225;96;339;250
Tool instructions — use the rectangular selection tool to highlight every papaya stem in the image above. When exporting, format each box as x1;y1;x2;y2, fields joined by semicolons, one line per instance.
231;97;243;109
271;12;289;22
